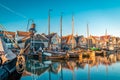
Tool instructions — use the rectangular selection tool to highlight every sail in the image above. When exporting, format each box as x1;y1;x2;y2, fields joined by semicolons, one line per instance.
0;38;4;54
0;38;16;60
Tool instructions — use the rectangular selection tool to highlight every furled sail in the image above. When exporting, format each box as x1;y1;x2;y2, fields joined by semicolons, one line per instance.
0;38;4;54
0;38;16;61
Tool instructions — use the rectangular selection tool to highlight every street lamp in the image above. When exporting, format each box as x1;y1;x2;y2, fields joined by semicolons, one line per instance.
26;19;34;31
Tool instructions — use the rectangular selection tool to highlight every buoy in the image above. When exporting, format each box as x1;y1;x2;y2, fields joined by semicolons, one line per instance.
16;55;25;74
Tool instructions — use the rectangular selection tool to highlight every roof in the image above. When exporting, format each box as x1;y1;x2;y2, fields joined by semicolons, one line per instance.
100;35;110;42
90;35;100;42
33;34;48;41
46;33;57;39
41;33;47;36
4;31;15;38
17;31;31;37
62;35;74;44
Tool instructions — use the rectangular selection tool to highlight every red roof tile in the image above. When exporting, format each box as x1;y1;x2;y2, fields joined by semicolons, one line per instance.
17;31;31;37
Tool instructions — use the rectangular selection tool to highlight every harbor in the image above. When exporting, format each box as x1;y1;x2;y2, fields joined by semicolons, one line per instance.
0;21;120;80
0;0;120;80
21;52;120;80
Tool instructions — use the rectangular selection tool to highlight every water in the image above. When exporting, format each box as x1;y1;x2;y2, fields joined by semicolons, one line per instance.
21;53;120;80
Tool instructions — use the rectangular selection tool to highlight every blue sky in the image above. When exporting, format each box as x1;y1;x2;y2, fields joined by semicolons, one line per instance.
0;0;120;36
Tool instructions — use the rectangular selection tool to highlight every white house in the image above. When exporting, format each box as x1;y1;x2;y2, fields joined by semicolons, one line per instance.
46;33;61;50
15;31;31;48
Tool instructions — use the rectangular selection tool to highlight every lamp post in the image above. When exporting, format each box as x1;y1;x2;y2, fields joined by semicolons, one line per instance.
26;19;34;31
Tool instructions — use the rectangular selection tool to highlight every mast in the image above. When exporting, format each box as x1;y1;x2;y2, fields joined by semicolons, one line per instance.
105;28;107;36
87;23;89;38
60;12;63;50
48;9;50;35
72;14;74;49
48;9;52;49
105;28;108;49
72;14;74;36
87;23;90;49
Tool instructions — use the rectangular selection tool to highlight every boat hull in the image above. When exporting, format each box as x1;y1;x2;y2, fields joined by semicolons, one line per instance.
0;58;22;80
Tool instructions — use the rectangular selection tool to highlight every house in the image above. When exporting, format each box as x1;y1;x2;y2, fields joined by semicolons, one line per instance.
90;35;100;48
86;38;93;48
3;31;16;48
62;35;76;50
4;31;16;38
32;34;49;49
22;34;49;54
75;35;87;48
46;33;61;50
15;31;31;48
100;35;110;49
75;35;83;46
117;38;120;48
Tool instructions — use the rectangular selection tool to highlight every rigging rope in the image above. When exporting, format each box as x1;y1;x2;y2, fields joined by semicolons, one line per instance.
0;24;20;49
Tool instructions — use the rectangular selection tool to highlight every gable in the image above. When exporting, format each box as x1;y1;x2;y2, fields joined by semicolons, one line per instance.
17;31;31;37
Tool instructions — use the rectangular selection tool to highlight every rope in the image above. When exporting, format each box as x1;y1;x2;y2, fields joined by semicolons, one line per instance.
20;43;30;55
16;55;25;74
0;24;28;74
0;24;20;49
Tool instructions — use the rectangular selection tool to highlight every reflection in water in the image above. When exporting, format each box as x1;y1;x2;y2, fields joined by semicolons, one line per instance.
21;53;120;80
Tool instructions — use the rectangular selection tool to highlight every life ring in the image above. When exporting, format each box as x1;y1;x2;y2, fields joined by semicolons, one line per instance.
0;57;2;66
16;55;25;74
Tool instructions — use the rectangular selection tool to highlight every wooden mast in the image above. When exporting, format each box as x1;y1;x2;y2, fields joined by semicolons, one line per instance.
72;14;74;36
72;14;74;49
87;23;89;38
60;12;63;50
48;9;51;36
87;23;90;49
48;9;52;49
105;28;107;36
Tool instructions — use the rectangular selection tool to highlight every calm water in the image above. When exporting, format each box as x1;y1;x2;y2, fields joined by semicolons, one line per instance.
21;53;120;80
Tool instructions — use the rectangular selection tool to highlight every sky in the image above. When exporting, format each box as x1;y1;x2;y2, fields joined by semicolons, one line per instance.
0;0;120;37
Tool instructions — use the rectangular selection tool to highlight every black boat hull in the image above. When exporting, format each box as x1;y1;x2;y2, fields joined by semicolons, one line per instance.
0;58;22;80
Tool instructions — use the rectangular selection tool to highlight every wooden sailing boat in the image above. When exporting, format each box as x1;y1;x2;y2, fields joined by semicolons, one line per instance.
0;37;23;80
0;24;25;80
